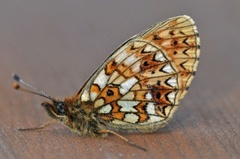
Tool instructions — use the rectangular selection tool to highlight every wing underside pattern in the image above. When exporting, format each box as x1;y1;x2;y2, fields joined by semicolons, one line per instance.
79;15;200;132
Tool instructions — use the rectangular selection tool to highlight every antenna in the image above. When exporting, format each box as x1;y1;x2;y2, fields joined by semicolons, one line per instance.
12;73;55;101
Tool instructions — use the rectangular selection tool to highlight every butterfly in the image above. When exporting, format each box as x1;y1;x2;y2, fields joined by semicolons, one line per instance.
13;15;200;151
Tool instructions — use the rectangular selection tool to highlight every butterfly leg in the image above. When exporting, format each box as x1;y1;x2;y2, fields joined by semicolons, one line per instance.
18;119;57;131
98;129;146;151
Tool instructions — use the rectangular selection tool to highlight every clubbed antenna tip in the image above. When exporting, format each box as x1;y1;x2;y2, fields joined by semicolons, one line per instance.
13;82;20;90
13;73;21;82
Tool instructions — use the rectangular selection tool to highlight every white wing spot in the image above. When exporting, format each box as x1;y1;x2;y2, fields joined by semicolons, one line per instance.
148;116;163;122
99;104;112;114
115;51;128;63
143;44;157;52
131;62;141;73
145;92;153;100
124;54;139;66
119;77;138;94
93;70;109;90
146;103;156;114
124;113;139;123
118;101;139;112
155;51;167;62
167;77;177;87
90;92;98;101
162;64;174;73
81;89;90;101
167;91;176;103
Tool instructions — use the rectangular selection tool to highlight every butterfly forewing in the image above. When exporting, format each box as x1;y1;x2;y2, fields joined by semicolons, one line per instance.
79;15;200;132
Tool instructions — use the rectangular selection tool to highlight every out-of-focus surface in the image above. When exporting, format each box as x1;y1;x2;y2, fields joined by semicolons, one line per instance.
0;1;239;159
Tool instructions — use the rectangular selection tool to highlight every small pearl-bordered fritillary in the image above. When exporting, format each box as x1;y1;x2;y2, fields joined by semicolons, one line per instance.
13;15;200;151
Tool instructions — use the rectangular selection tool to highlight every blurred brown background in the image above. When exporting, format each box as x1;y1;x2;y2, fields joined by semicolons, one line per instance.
0;0;239;159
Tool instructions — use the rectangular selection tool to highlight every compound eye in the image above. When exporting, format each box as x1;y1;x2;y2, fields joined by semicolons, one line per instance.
56;102;66;114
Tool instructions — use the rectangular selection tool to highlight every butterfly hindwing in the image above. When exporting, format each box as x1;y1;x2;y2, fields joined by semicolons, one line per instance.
78;15;200;132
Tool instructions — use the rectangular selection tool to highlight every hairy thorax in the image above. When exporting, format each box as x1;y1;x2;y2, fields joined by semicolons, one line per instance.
63;97;106;137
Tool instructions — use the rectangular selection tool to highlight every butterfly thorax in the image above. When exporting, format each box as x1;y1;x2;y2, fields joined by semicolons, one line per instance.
62;97;106;137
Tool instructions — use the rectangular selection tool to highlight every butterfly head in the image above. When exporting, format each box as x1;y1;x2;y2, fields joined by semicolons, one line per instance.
42;100;67;120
